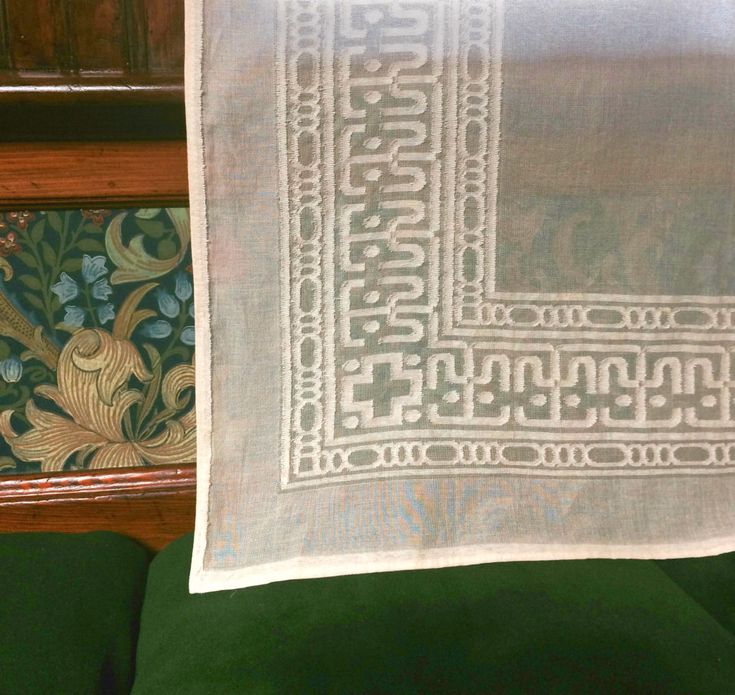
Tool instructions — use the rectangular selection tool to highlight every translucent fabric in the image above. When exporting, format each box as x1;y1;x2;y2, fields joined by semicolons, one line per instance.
187;0;735;592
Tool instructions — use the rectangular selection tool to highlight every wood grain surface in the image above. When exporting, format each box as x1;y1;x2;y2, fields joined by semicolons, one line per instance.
0;465;196;551
0;140;189;209
0;0;186;139
0;0;184;76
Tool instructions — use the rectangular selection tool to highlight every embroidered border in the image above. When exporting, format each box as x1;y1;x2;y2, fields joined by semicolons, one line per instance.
278;0;735;487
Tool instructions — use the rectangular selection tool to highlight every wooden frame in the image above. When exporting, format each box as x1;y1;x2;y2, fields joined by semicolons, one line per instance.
0;465;196;551
0;138;195;551
0;140;189;210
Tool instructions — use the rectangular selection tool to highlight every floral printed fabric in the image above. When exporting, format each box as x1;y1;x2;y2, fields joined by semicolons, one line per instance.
0;208;195;474
188;0;735;592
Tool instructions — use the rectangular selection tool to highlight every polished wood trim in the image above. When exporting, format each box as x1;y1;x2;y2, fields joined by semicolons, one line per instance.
0;465;196;504
0;464;196;551
0;140;189;209
0;76;184;103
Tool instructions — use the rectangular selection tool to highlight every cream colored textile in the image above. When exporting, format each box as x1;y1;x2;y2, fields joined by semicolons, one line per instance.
187;0;735;592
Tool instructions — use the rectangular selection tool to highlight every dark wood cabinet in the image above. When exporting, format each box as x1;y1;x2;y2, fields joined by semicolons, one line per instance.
0;0;185;140
1;0;184;77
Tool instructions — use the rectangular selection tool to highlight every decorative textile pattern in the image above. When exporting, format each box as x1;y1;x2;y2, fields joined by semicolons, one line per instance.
188;0;735;592
0;208;195;475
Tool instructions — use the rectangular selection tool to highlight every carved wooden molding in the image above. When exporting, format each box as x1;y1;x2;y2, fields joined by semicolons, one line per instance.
0;464;196;551
0;464;196;504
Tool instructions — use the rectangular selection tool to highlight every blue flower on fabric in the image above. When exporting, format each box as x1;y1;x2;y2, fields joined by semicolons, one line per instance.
91;278;113;301
156;289;180;318
0;355;23;383
50;273;79;304
180;326;196;346
51;255;115;328
97;303;115;325
140;320;173;339
81;255;108;284
63;306;86;328
175;272;193;302
140;271;196;346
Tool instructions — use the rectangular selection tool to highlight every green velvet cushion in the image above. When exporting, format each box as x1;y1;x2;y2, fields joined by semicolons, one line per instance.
134;535;735;694
0;532;149;695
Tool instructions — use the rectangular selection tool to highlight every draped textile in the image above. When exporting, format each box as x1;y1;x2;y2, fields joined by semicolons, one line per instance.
186;0;735;592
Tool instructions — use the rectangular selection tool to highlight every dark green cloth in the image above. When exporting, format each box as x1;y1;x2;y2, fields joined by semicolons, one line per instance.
0;532;149;695
134;535;735;695
657;553;735;636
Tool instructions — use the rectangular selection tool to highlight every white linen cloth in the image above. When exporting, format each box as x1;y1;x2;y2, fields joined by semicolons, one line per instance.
186;0;735;592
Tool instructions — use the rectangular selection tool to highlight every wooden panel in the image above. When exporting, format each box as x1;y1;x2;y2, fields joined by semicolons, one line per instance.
0;465;196;551
145;0;185;72
5;0;59;72
123;0;149;72
0;140;189;209
0;74;182;102
0;2;190;546
0;0;185;138
0;0;184;77
71;0;125;73
0;1;11;71
0;68;185;141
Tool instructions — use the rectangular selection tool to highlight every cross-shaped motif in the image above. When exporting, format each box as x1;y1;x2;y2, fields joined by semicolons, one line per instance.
354;361;412;419
342;354;423;428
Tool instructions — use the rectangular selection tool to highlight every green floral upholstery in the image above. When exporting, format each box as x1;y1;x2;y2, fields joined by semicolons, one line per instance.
0;208;195;475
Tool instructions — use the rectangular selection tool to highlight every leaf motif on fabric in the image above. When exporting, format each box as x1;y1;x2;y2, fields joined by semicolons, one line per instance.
0;328;196;471
106;209;191;284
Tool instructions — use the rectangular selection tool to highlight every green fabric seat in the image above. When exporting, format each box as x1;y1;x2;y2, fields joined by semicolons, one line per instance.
134;535;735;694
0;532;149;695
656;553;735;635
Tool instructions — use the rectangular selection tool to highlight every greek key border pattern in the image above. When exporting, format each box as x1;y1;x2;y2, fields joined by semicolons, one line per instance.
278;0;735;488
